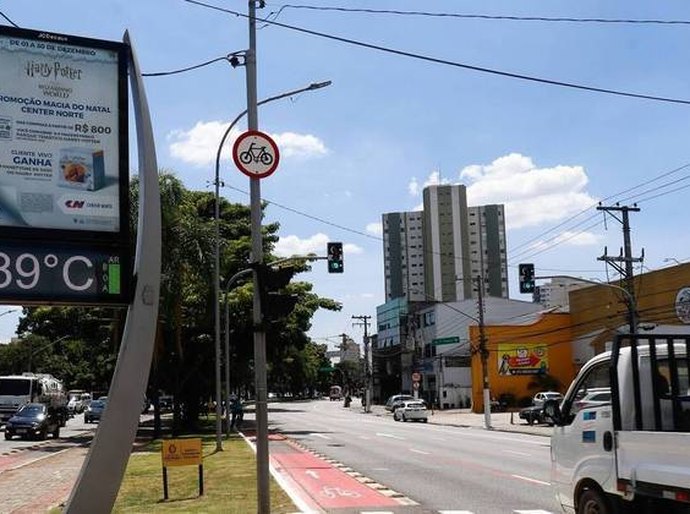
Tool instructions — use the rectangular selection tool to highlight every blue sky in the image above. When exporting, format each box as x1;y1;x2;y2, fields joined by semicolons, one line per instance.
1;1;690;348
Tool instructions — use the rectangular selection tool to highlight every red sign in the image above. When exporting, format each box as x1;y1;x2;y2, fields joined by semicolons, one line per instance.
411;372;421;382
232;130;280;179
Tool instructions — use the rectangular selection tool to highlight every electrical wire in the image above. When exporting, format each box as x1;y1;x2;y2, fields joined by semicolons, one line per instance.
184;0;690;106
142;55;238;77
0;10;19;27
265;4;690;26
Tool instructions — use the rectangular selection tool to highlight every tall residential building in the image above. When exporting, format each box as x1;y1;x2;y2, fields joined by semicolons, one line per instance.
382;184;508;303
468;205;509;298
382;211;426;301
422;184;472;301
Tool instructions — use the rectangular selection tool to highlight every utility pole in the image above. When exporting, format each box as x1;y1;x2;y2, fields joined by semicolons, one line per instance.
474;275;492;429
244;1;270;512
596;203;642;333
352;315;372;413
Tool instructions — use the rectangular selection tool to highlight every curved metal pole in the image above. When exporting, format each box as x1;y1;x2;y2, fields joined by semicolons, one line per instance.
65;31;161;513
213;80;331;450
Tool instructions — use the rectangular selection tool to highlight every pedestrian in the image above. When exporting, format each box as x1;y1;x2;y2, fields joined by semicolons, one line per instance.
230;397;244;431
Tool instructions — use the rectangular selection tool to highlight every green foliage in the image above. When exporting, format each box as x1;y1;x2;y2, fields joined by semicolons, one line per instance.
5;170;340;429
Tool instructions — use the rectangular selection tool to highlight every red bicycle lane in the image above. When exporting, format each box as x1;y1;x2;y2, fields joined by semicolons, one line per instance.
262;433;410;512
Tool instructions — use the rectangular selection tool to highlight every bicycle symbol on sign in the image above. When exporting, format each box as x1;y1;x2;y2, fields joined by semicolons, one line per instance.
320;486;361;499
239;142;274;166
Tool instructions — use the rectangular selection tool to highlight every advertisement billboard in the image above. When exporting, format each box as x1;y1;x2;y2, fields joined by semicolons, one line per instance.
497;342;549;376
0;26;130;305
0;27;127;234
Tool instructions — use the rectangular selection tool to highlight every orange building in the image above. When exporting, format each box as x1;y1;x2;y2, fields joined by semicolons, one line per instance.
469;312;575;413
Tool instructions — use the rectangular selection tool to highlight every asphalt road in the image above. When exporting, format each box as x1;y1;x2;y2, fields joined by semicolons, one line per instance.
0;411;99;453
268;399;561;514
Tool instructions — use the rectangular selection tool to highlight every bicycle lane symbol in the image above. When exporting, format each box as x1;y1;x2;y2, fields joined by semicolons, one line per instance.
232;130;280;179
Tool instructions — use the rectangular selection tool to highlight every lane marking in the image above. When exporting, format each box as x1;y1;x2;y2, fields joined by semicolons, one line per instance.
439;511;475;514
372;467;390;471
511;474;551;486
305;470;319;479
359;435;372;440
309;433;331;440
502;449;531;457
409;448;431;455
376;432;405;440
514;510;555;514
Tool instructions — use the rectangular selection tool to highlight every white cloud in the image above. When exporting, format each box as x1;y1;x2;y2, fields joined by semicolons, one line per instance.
274;233;363;257
530;231;603;251
274;233;329;257
423;170;450;188
344;243;364;255
167;121;328;167
366;222;382;236
459;153;598;229
271;132;328;158
408;177;419;196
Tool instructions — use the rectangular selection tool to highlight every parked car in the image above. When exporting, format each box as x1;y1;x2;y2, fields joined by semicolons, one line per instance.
4;403;60;440
84;399;107;423
519;405;545;425
393;400;428;422
532;391;563;407
384;394;415;412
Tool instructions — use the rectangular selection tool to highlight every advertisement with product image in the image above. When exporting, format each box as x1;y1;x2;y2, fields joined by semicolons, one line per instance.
0;30;122;233
497;342;549;375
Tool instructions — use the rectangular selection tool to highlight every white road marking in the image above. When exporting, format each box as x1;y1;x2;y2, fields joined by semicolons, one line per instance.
430;436;448;442
372;467;390;471
309;433;331;440
376;432;405;440
359;435;372;440
514;510;555;514
438;511;475;514
305;470;319;479
502;449;531;456
360;512;395;514
409;448;431;455
511;474;551;486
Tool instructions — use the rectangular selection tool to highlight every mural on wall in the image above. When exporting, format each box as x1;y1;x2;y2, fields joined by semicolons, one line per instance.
497;342;548;375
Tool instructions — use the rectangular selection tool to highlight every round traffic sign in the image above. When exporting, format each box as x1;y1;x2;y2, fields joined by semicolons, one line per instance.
411;372;421;382
232;130;280;179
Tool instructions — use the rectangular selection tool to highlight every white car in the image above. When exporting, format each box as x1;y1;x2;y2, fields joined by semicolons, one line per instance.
384;394;414;412
393;400;428;422
532;391;563;407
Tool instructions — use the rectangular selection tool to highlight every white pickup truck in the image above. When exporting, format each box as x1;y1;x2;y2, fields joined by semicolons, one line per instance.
544;334;690;514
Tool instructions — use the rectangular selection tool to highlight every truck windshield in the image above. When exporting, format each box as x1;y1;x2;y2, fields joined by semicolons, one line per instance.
0;379;31;396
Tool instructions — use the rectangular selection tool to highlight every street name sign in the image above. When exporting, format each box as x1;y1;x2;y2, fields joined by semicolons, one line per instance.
432;336;460;346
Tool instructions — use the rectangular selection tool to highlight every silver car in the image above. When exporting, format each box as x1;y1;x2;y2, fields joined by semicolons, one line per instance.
393;400;428;422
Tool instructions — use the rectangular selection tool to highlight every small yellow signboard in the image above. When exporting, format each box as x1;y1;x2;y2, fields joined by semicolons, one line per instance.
161;438;202;467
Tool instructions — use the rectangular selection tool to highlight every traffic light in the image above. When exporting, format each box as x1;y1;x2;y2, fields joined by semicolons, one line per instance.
327;242;344;273
256;264;298;323
519;263;535;294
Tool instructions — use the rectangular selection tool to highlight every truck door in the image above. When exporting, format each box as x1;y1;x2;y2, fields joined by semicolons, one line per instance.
551;360;616;511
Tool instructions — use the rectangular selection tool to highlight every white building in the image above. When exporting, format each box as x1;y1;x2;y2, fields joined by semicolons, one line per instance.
533;277;589;311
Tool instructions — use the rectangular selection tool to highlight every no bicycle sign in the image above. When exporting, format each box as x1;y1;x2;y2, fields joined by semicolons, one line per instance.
232;130;280;179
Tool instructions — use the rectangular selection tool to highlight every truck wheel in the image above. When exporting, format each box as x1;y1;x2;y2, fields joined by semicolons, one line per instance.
578;488;610;514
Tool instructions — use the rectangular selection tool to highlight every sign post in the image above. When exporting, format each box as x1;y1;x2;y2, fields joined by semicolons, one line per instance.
161;438;204;500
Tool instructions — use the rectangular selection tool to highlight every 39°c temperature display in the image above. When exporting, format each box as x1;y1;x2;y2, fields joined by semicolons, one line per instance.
0;242;130;305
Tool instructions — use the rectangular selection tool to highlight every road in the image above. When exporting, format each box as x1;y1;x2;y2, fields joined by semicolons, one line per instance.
0;412;95;453
268;399;561;514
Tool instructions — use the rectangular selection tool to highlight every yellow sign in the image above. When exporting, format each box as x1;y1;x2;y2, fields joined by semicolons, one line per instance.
161;438;203;467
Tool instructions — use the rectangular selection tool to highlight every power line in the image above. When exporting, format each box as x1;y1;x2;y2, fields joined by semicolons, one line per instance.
142;54;242;77
266;4;690;26
0;10;19;27
184;0;690;106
